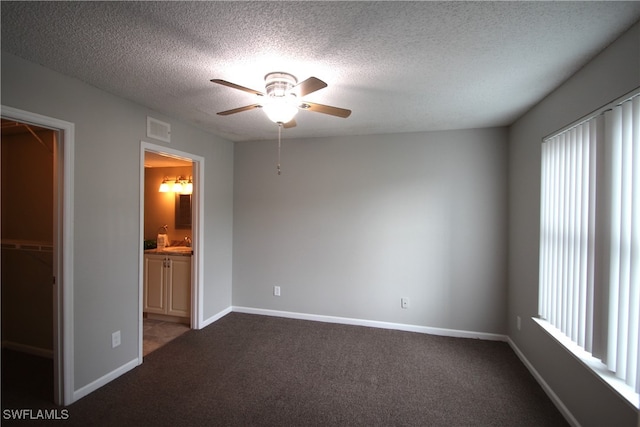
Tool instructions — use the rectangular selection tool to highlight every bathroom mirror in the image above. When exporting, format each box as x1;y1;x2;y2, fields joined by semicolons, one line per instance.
175;194;192;229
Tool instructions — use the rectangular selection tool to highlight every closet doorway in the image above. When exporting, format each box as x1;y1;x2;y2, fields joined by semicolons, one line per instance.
1;107;75;406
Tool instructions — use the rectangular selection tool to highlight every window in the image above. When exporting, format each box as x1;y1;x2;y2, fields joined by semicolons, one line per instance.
538;91;639;404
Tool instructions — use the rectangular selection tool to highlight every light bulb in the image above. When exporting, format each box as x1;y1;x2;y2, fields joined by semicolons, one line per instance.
183;179;193;194
158;178;170;192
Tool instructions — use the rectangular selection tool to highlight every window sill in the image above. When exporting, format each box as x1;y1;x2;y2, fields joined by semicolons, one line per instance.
532;317;639;410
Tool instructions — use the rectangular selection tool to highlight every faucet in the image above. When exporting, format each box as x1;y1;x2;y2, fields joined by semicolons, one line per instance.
184;236;192;247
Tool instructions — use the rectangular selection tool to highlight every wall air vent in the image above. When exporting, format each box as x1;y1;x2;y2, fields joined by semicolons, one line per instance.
146;117;171;143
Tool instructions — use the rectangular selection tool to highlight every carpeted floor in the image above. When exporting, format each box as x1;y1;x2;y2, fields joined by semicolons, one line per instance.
2;313;568;426
1;349;54;412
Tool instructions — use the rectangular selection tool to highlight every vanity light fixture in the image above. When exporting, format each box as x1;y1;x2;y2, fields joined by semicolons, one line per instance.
159;176;193;194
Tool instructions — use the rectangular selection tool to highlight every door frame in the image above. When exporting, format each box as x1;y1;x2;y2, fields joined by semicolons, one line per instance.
1;105;75;406
139;141;205;361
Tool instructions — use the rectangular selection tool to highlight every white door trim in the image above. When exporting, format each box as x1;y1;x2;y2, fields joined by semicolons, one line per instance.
1;105;75;406
139;142;205;361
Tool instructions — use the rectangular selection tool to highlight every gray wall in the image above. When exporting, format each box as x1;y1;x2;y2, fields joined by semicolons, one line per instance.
234;129;508;334
508;22;640;427
1;52;234;391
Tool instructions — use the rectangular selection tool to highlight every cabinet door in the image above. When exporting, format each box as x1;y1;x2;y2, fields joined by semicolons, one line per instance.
144;255;166;314
166;256;191;318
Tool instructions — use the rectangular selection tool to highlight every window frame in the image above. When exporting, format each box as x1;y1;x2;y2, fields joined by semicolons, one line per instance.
536;88;640;409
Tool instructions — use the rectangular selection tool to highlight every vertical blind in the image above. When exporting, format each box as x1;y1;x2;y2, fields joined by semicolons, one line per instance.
539;93;640;394
539;117;597;351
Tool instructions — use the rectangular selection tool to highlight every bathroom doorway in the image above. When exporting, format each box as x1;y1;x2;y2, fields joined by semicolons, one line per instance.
139;142;204;360
1;107;75;406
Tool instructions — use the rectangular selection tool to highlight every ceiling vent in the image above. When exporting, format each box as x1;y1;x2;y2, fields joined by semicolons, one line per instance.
147;117;171;143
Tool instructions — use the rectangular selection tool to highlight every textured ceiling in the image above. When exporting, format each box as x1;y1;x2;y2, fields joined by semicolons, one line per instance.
2;1;640;142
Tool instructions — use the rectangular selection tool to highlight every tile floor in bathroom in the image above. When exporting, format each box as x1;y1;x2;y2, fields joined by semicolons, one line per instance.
143;318;190;356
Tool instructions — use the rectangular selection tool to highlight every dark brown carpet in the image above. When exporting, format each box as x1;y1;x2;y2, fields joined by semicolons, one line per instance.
2;312;568;426
2;349;54;410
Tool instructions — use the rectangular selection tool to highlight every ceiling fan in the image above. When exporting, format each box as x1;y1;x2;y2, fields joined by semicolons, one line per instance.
211;72;351;128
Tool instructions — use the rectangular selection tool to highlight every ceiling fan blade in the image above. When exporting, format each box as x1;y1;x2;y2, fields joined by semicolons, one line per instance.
282;119;297;129
217;104;262;116
292;77;327;97
300;102;351;118
210;79;264;96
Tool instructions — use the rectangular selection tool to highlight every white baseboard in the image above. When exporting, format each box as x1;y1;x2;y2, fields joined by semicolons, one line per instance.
1;340;54;359
68;307;508;405
73;306;232;404
507;337;580;427
232;306;508;341
73;357;139;403
199;306;232;329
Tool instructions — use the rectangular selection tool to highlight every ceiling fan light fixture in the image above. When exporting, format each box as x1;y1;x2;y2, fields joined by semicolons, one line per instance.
263;94;299;124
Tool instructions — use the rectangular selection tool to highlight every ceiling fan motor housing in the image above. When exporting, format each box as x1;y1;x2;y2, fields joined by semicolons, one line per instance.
264;72;297;98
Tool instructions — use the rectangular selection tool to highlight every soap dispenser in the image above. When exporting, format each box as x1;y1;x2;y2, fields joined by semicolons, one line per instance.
157;225;169;250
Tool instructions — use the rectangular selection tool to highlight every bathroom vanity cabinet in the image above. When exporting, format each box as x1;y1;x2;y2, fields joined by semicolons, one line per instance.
143;254;191;319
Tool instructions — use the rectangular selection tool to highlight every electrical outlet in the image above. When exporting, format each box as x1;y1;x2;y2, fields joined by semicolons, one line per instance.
401;297;409;309
274;286;281;297
112;331;121;348
517;316;521;331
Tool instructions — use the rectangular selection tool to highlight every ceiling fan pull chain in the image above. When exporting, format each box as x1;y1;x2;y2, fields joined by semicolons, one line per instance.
277;123;282;175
